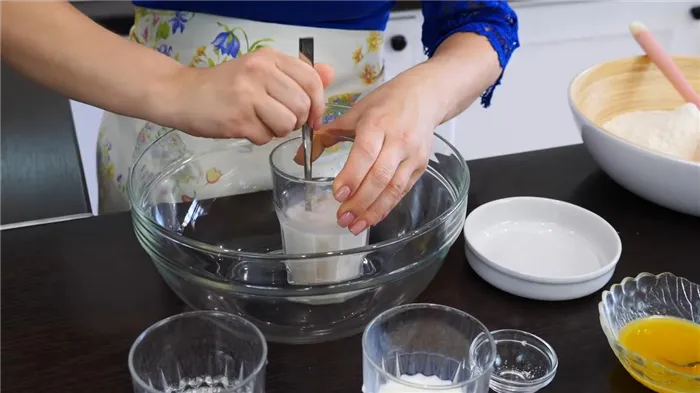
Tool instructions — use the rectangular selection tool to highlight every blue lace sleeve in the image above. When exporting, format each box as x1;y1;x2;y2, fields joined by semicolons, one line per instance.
421;1;520;108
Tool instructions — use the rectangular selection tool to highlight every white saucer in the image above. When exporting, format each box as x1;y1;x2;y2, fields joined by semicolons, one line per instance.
463;197;621;301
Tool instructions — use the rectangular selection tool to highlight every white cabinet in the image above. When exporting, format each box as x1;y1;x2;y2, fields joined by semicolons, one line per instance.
384;11;425;81
454;1;700;160
70;100;103;215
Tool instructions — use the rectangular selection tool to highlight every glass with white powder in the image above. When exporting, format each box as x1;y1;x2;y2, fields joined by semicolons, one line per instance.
270;136;369;285
129;311;266;393
362;304;496;393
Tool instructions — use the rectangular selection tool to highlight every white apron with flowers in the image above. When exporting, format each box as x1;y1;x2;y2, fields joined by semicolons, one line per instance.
97;7;386;214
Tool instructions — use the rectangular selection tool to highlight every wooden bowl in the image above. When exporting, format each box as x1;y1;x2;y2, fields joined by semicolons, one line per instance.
568;56;700;217
570;56;700;129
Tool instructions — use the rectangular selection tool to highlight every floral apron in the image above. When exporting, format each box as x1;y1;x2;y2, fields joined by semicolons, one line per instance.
97;7;385;214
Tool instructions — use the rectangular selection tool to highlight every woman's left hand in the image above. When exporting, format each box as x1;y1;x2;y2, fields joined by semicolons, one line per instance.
298;68;445;235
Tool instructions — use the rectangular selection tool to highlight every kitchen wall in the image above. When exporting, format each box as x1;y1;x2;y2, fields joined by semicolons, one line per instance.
24;2;700;213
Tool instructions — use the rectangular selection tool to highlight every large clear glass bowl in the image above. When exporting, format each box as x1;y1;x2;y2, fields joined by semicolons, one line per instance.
598;272;700;393
128;104;470;344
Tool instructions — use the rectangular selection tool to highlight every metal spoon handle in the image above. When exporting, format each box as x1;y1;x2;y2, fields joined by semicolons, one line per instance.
302;124;313;180
299;37;315;211
299;37;315;67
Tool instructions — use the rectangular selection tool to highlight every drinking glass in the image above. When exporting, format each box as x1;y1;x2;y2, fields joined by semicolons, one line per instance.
362;303;496;393
128;311;267;393
269;135;369;285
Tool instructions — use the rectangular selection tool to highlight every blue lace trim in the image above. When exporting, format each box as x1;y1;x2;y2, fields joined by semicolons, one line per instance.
421;1;520;108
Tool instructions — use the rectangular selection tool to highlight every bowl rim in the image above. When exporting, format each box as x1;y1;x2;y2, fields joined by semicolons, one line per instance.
567;54;700;169
269;135;354;186
463;196;622;284
128;310;268;393
361;303;497;390
127;118;470;261
488;329;559;388
597;271;700;381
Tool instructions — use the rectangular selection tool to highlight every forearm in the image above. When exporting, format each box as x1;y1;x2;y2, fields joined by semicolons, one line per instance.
1;1;184;126
401;32;501;126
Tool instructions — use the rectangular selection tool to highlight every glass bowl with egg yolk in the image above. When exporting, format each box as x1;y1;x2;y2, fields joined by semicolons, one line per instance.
599;272;700;393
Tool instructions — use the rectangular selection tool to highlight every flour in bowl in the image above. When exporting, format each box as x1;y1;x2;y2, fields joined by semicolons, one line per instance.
602;103;700;162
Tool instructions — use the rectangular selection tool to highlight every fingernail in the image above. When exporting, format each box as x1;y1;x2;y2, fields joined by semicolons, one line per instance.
337;212;355;228
312;116;323;130
334;186;350;202
349;220;367;236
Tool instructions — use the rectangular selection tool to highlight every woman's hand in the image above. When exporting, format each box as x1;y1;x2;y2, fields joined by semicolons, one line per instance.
168;47;334;145
1;2;333;141
300;65;445;235
297;33;502;235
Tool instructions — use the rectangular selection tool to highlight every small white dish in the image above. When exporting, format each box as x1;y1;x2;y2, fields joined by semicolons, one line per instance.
464;197;621;301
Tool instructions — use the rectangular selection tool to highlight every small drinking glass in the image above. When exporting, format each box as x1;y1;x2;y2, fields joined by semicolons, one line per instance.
362;303;496;393
128;311;267;393
269;135;369;285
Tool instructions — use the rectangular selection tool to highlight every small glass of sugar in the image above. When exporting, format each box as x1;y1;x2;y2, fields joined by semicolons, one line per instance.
362;304;496;393
128;311;266;393
270;136;369;285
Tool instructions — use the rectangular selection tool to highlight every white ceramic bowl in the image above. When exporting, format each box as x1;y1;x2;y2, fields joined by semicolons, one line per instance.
569;56;700;217
464;197;622;301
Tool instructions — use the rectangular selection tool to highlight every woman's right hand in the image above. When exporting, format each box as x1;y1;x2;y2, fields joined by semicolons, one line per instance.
166;47;334;145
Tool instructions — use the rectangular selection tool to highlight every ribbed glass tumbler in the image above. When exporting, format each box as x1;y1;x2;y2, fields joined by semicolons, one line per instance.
128;311;267;393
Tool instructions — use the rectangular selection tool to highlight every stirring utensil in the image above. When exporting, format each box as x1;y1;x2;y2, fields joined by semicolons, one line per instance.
629;21;700;108
629;21;700;161
299;37;315;211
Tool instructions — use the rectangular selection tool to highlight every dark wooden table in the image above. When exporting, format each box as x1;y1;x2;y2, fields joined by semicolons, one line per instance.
3;145;699;393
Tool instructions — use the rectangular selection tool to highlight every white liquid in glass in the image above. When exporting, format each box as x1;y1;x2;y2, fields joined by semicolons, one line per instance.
279;196;368;285
373;374;464;393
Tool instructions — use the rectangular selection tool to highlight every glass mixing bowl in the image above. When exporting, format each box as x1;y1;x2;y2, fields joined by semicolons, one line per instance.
599;272;700;393
128;104;470;344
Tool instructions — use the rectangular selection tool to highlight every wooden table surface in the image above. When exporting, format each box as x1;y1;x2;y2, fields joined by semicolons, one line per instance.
3;144;699;393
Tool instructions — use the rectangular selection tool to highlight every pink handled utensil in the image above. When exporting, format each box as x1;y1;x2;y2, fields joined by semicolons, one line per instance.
630;21;700;162
630;21;700;108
